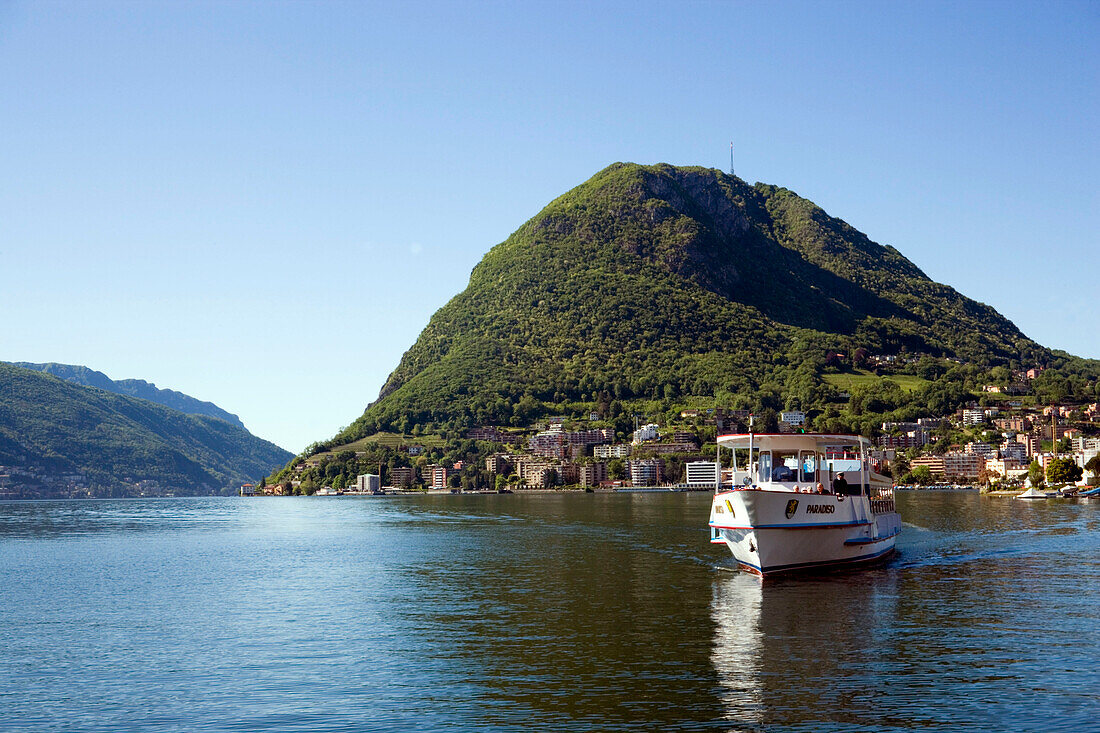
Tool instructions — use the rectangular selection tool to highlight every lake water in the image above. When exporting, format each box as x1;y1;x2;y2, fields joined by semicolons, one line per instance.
0;492;1097;732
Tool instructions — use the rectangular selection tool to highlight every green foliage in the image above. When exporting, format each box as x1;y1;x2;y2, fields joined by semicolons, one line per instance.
917;380;975;420
910;465;934;485
1028;460;1046;488
1046;457;1082;485
275;163;1100;472
824;371;927;395
299;476;317;495
848;379;906;415
0;363;292;497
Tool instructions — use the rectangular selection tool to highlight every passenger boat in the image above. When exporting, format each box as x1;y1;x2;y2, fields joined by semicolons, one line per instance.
708;431;901;576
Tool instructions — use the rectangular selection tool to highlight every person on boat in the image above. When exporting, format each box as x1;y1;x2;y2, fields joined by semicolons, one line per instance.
772;464;795;481
833;473;849;495
816;482;827;494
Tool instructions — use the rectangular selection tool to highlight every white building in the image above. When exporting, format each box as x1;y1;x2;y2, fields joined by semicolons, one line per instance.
356;474;381;492
961;409;986;426
630;459;662;487
965;442;995;457
779;411;806;427
685;461;719;487
594;444;632;459
1071;437;1100;452
985;457;1028;480
632;423;660;444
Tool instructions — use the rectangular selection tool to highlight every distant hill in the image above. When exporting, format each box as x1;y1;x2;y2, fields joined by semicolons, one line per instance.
0;362;291;498
10;362;245;428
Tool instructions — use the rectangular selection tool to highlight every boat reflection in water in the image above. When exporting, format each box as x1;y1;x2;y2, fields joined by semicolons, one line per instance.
710;572;766;730
710;569;900;731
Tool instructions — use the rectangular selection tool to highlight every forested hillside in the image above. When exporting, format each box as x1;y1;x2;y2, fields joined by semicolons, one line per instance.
0;362;291;497
10;362;245;427
312;163;1080;450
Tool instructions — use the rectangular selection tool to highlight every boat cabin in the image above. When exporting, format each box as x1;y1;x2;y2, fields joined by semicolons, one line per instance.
717;433;874;496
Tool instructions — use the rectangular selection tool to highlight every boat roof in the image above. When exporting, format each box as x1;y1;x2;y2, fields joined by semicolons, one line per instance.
716;433;873;450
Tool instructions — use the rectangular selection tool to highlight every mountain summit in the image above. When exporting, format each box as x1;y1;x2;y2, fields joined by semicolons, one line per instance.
335;163;1047;441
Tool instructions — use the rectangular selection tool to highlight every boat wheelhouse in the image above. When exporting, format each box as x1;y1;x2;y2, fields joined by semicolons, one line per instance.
709;432;900;576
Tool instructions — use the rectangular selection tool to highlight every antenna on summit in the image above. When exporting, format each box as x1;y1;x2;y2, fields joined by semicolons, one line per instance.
729;142;735;177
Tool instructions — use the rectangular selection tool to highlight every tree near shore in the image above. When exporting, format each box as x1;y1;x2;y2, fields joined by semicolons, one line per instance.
1046;457;1082;486
976;465;995;487
1028;460;1045;488
910;465;933;486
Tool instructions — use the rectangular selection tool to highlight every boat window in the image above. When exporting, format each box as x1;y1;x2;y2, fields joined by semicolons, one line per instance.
800;451;817;483
757;451;771;483
770;451;798;482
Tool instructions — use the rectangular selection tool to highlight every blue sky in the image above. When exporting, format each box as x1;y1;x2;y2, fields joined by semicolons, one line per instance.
2;1;1097;452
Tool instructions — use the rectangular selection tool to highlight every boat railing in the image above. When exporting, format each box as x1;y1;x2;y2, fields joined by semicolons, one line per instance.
869;485;895;514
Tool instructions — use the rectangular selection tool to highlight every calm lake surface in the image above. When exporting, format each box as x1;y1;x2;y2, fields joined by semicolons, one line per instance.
1;492;1097;732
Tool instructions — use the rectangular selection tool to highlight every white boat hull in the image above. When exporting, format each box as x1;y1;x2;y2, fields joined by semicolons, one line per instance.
710;489;900;575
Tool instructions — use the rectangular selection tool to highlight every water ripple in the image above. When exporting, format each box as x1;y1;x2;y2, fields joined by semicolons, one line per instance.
0;492;1097;731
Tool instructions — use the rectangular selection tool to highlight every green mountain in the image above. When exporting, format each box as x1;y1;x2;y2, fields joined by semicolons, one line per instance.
315;163;1088;448
9;362;245;428
0;362;291;497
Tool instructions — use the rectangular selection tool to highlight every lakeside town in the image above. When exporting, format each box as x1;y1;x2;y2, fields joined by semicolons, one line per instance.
5;358;1099;501
246;365;1100;497
10;358;1100;501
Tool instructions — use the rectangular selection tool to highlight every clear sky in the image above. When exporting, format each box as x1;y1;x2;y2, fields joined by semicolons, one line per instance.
2;1;1097;453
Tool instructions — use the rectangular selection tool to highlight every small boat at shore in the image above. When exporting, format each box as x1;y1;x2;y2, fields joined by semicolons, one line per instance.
1015;487;1050;500
709;432;900;576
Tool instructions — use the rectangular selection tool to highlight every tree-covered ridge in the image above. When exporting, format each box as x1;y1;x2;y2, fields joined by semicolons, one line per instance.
311;162;1090;453
0;362;291;497
9;361;246;428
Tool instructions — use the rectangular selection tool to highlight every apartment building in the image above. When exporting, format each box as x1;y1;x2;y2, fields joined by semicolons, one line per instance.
594;444;632;459
629;459;663;487
578;463;608;487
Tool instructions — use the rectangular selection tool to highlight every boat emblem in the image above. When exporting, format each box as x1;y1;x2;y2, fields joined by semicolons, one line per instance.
785;499;799;518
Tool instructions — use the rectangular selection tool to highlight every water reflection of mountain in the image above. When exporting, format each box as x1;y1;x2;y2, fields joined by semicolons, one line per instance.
392;493;733;730
711;570;900;731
